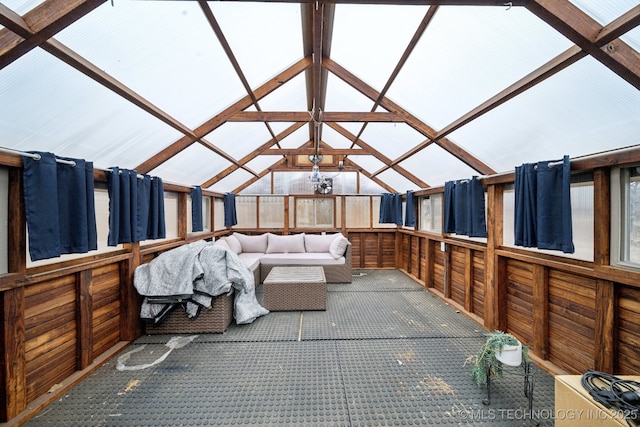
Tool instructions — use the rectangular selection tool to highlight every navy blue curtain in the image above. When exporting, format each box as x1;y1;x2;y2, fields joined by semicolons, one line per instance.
191;186;203;232
107;168;165;245
404;190;416;227
23;152;97;261
514;156;574;253
147;177;165;240
443;181;456;233
443;178;487;238
379;193;402;225
224;193;237;227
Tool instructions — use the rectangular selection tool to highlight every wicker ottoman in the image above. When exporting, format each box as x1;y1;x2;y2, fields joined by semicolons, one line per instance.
263;266;326;311
145;291;234;334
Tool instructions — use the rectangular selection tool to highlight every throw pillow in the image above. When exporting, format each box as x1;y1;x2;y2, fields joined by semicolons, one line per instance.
233;232;268;253
266;233;306;254
329;234;349;259
304;233;338;253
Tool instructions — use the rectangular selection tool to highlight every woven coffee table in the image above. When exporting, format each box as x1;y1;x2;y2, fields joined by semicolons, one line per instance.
263;266;327;311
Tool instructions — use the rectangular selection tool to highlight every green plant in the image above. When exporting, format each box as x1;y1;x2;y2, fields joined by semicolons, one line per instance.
467;330;529;387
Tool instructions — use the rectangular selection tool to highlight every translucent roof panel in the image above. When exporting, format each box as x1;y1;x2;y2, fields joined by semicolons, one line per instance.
210;2;303;88
209;169;254;193
258;73;308;111
55;1;246;129
278;126;311;149
358;122;426;160
150;144;232;187
569;0;639;25
377;169;419;193
448;56;640;178
0;49;182;170
331;4;430;90
324;73;376;112
2;0;44;15
348;155;386;176
321;125;355;149
399;144;480;187
204;122;274;160
386;6;574;130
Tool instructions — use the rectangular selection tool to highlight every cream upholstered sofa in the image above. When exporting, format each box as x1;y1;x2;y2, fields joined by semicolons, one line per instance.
214;232;352;284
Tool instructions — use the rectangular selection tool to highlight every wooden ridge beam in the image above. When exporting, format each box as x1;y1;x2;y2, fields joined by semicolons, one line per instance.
263;148;368;155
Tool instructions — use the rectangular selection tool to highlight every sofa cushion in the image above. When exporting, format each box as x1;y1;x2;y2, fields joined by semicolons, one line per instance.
234;232;268;253
304;233;338;253
225;234;242;255
213;238;232;251
260;252;345;266
329;233;349;259
238;253;262;272
266;233;306;254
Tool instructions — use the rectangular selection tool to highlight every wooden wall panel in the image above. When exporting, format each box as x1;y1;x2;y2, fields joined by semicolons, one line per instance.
91;264;121;359
505;259;534;345
433;247;445;294
548;271;596;374
472;251;485;319
618;285;640;374
349;233;362;268
449;246;466;307
24;276;77;402
399;234;409;271
419;239;428;284
410;236;420;277
380;233;396;268
363;234;381;269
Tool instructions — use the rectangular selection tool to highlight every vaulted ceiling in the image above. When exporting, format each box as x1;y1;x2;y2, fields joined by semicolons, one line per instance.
1;0;639;195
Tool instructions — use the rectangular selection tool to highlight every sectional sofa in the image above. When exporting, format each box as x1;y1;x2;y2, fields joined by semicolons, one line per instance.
214;232;352;284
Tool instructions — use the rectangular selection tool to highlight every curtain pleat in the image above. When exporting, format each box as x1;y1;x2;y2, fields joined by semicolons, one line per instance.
514;156;574;253
23;152;97;261
443;178;487;238
107;168;165;245
379;193;402;225
443;181;455;233
224;193;238;227
191;186;203;232
404;190;416;227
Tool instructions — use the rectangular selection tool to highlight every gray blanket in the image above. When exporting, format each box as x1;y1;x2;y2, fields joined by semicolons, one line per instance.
134;241;268;325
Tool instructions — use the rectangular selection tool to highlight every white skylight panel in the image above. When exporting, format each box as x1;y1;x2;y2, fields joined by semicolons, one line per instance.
278;126;311;149
209;169;254;193
0;49;182;170
377;168;419;193
321;125;355;149
245;156;282;176
448;56;640;176
55;1;246;129
324;73;376;112
331;4;430;90
387;6;574;131
210;2;303;89
348;155;386;175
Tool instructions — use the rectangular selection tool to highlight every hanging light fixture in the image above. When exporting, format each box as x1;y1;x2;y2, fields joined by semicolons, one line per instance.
308;154;324;190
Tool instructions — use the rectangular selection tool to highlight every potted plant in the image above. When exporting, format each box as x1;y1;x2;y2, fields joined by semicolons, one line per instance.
468;330;529;387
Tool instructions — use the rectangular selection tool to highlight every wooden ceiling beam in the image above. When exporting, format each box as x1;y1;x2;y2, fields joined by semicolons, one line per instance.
326;122;429;188
228;111;403;122
263;148;368;155
202;122;306;188
343;158;396;194
198;1;282;150
136;56;312;174
324;57;495;176
0;0;105;70
526;0;640;90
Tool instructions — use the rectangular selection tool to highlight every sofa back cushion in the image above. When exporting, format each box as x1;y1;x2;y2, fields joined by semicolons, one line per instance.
213;238;232;252
266;233;306;254
233;232;268;253
225;234;243;255
329;233;350;259
304;233;338;253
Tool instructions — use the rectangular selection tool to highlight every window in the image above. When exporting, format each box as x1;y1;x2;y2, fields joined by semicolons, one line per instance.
296;198;334;228
419;194;443;233
345;196;370;228
259;196;285;228
611;165;640;268
503;174;594;261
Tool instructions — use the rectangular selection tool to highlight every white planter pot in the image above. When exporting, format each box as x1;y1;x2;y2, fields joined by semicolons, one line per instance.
495;341;522;366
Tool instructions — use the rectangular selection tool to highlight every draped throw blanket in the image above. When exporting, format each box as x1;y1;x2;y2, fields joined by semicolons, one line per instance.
514;155;574;253
443;177;487;238
23;152;97;261
106;167;165;246
379;193;402;225
404;190;416;227
224;193;238;227
191;186;203;232
134;240;268;325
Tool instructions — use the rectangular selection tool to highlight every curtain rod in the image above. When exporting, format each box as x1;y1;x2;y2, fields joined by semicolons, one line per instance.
0;146;76;166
